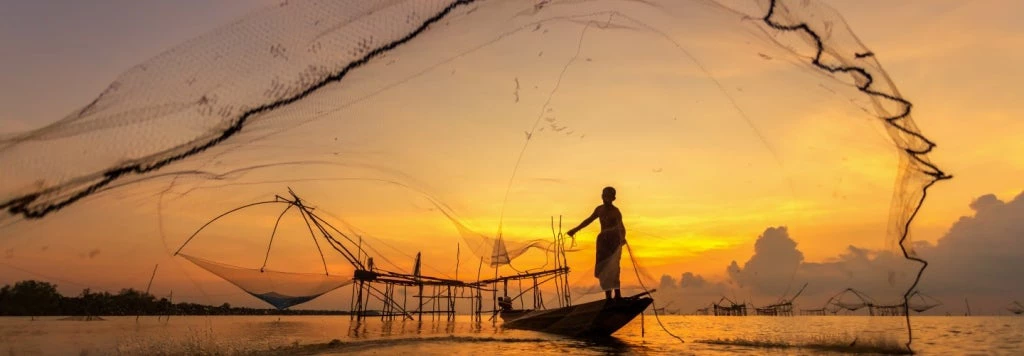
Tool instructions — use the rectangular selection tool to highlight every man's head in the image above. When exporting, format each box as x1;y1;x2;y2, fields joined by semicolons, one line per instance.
602;186;616;204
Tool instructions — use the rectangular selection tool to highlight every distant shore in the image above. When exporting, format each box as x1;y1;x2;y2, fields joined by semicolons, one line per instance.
0;279;346;316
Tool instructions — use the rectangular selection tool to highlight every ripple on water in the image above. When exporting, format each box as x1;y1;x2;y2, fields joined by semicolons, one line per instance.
0;315;1021;355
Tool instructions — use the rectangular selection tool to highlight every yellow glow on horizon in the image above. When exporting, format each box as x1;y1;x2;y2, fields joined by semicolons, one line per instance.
5;0;1024;312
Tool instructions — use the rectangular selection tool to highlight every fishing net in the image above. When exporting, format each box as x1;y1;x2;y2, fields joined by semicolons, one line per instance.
178;253;353;309
0;0;947;350
165;196;362;309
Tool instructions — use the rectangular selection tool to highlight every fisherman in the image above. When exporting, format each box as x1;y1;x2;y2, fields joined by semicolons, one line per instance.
567;186;626;300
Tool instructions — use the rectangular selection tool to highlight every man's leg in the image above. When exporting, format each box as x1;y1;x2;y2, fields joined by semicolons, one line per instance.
604;290;612;300
614;289;622;299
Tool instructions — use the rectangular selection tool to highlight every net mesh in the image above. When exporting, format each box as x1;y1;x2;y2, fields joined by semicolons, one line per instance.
179;253;352;310
0;0;948;350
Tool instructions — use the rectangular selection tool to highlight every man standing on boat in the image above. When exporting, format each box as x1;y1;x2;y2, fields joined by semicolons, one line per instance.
567;186;626;300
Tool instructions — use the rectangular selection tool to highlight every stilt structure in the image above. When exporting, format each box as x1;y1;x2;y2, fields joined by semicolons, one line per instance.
824;288;875;315
754;283;806;316
348;258;477;321
821;288;940;316
871;304;906;316
712;297;747;316
176;190;585;325
653;301;675;315
800;308;826;316
907;290;942;313
347;215;573;322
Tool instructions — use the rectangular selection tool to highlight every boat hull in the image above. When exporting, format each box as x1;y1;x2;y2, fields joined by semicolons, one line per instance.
501;297;653;337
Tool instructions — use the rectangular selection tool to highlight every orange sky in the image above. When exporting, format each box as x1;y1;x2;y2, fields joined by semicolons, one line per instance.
1;0;1022;310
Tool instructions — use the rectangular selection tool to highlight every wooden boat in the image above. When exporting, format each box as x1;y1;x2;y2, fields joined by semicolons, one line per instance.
500;291;653;337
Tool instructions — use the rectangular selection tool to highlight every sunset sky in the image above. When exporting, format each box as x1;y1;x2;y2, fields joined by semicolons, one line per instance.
1;0;1022;314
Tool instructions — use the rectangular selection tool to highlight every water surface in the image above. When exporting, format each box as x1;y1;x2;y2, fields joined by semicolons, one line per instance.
1;315;1021;355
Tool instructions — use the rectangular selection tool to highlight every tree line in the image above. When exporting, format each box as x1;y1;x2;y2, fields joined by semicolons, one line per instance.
0;280;347;316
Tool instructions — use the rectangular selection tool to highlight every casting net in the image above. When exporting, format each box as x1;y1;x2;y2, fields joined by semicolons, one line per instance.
0;0;947;350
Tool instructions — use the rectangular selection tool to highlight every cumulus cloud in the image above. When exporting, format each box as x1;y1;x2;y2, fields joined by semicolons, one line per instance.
655;270;731;312
660;274;677;290
679;272;707;288
796;245;916;304
914;191;1024;309
657;191;1023;314
659;272;712;290
727;226;804;296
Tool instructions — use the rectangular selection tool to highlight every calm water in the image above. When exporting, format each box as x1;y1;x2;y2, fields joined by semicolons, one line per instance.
1;315;1021;355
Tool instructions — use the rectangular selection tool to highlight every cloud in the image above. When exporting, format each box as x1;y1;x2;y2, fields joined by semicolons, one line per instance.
655;271;730;312
589;191;1021;315
659;272;713;290
915;192;1024;304
726;226;804;296
667;191;1024;314
711;226;915;310
660;274;677;290
795;245;916;305
679;272;707;289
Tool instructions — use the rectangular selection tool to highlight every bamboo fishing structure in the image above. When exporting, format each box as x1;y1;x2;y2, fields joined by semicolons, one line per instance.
346;216;574;322
712;296;747;316
695;287;941;317
754;283;807;316
800;308;826;316
175;189;578;322
821;288;941;316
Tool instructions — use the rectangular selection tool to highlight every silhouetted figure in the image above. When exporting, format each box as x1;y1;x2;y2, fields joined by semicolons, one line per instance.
568;186;626;300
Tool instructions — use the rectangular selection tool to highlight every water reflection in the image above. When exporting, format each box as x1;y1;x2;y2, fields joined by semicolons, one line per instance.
345;316;499;339
575;336;637;354
0;316;1020;355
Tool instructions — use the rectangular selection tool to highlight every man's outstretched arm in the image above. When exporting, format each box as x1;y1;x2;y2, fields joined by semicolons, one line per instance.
568;207;600;236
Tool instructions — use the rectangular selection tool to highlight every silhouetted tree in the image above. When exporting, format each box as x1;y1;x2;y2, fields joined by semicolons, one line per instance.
0;279;348;316
0;280;62;316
